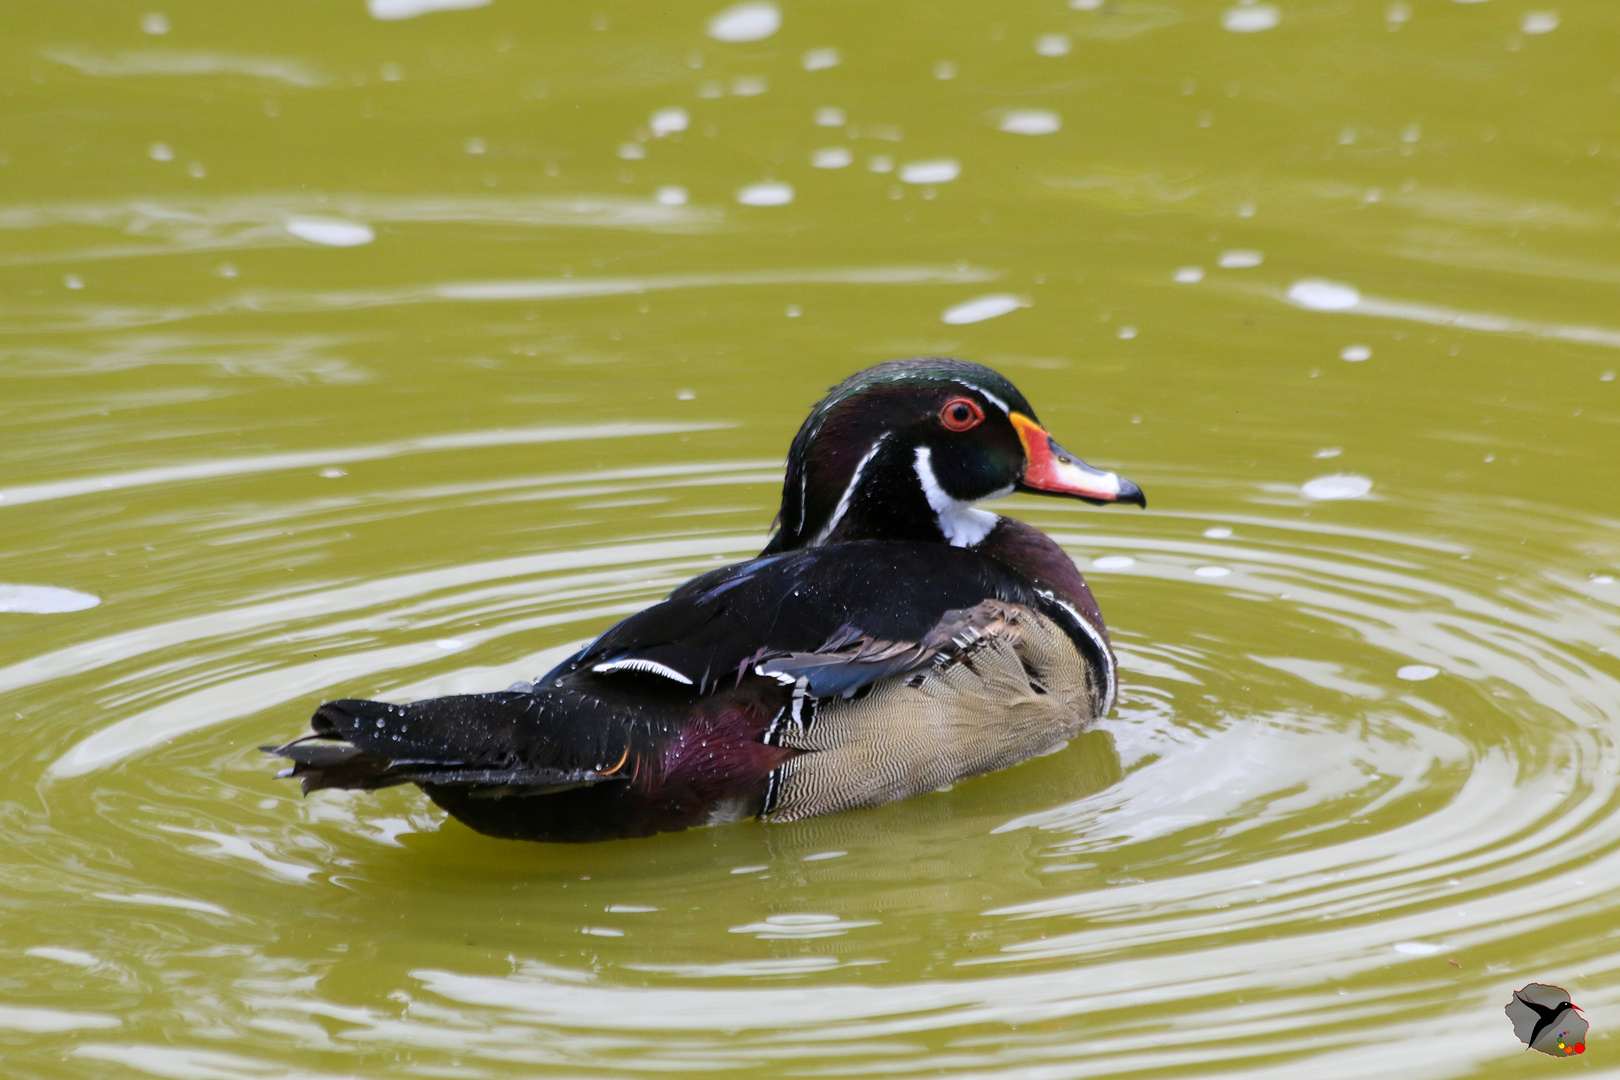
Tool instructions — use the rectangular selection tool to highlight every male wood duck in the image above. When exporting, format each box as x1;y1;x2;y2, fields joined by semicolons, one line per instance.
270;359;1144;842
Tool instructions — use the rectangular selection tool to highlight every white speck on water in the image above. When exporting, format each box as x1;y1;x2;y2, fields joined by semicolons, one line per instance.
1036;33;1072;56
319;468;347;478
187;161;206;178
1314;447;1342;459
655;185;688;206
1387;2;1411;24
934;60;958;80
731;76;767;96
148;142;174;162
1195;566;1231;578
1072;0;1103;8
1174;266;1205;283
1522;11;1560;33
1393;941;1443;955
1397;665;1441;681
368;0;490;19
999;109;1062;135
785;305;802;317
285;218;375;247
676;389;696;400
650;107;689;136
942;293;1028;325
581;926;624;937
0;585;101;614
1092;555;1136;571
812;146;852;168
1302;474;1373;500
1204;527;1233;539
1118;326;1137;340
464;137;486;155
141;12;170;34
618;142;645;160
736;181;793;206
1223;4;1280;31
802;47;840;71
730;865;768;874
1341;344;1372;361
434;639;464;651
803;850;846;861
708;1;780;42
64;274;84;290
899;159;960;184
1600;371;1615;382
868;155;893;173
815;106;846;127
1288;279;1361;310
606;904;658;913
1218;249;1264;269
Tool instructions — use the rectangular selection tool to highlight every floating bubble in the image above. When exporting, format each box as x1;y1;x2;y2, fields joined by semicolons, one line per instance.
1092;555;1136;570
708;1;780;42
1217;249;1263;269
899;159;960;184
941;294;1027;325
1302;474;1373;500
1397;665;1441;681
802;47;840;71
1289;279;1362;311
650;107;689;136
1223;4;1280;31
811;147;852;168
285;218;375;247
999;109;1062;135
0;585;101;614
736;182;793;206
368;0;490;19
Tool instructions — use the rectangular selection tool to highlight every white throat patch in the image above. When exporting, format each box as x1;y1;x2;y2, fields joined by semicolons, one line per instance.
913;446;1006;548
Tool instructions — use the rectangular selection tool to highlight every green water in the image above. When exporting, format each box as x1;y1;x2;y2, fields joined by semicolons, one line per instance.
4;1;1619;1076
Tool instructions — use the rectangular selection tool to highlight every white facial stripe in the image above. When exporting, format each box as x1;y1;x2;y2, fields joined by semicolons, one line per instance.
913;445;1002;548
953;379;1009;415
591;658;694;685
809;434;887;546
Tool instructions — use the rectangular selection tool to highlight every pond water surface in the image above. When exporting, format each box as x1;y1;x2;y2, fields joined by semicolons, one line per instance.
3;2;1620;1077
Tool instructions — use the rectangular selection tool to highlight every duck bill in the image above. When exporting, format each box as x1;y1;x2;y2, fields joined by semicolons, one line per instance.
1010;413;1146;507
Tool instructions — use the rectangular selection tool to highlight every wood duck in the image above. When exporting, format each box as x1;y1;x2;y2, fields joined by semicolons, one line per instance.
270;359;1144;842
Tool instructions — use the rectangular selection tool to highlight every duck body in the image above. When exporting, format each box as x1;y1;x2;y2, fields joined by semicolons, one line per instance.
273;359;1143;842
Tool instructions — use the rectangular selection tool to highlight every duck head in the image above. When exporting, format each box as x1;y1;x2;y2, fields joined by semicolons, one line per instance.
764;358;1144;554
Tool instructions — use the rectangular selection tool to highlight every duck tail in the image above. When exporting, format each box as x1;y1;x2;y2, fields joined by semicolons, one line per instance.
263;694;623;796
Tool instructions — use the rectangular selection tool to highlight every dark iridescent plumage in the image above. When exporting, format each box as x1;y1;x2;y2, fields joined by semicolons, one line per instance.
270;359;1143;842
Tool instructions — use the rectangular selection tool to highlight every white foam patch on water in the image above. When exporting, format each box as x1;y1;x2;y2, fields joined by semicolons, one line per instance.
0;585;101;614
900;159;961;184
1218;249;1263;268
649;107;688;137
368;0;489;18
708;1;780;41
1174;266;1204;283
999;109;1062;135
654;186;688;206
1302;474;1374;500
1341;344;1372;361
1036;34;1072;56
1289;278;1362;311
285;218;375;246
1092;555;1136;570
1398;665;1441;681
812;147;852;168
802;47;840;70
1522;11;1560;33
1223;4;1280;31
736;182;793;206
942;293;1027;324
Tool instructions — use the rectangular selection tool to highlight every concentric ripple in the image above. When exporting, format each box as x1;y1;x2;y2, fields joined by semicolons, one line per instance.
4;429;1619;1079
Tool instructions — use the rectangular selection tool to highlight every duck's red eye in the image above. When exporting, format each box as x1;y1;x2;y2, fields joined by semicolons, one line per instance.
940;397;984;432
